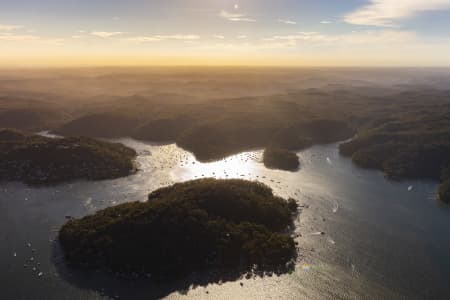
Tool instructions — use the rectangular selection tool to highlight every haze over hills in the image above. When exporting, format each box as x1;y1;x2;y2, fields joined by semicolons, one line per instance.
1;68;449;198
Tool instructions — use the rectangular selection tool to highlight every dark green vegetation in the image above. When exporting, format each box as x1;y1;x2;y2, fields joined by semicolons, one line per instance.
0;109;67;131
1;68;450;200
56;114;354;162
55;114;140;138
132;116;194;142
263;148;300;171
175;119;354;161
339;108;450;203
0;129;136;185
439;180;450;203
59;179;298;279
270;120;355;151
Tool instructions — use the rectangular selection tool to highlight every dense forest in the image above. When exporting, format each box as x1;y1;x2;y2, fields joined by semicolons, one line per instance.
0;129;136;185
59;179;299;279
339;110;450;203
55;114;354;162
440;180;450;203
1;68;449;200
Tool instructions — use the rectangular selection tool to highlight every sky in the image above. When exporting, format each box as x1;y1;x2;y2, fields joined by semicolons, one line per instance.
1;0;450;67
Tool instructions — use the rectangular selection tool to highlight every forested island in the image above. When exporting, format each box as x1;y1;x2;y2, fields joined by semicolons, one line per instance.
0;129;136;185
263;148;300;171
59;179;298;280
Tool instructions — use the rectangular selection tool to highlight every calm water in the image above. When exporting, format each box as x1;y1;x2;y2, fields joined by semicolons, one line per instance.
1;138;449;300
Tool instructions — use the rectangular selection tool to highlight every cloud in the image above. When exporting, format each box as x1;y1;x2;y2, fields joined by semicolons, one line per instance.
320;21;332;24
237;35;248;39
345;0;450;27
0;24;23;31
264;32;319;42
0;34;39;42
191;40;296;51
263;30;417;46
0;32;64;45
277;19;297;25
184;29;450;65
158;34;200;40
219;10;256;22
124;36;161;43
212;35;225;39
124;34;200;43
91;31;124;38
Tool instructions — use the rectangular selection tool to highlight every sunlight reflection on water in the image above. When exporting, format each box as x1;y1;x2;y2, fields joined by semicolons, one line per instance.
0;138;448;300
